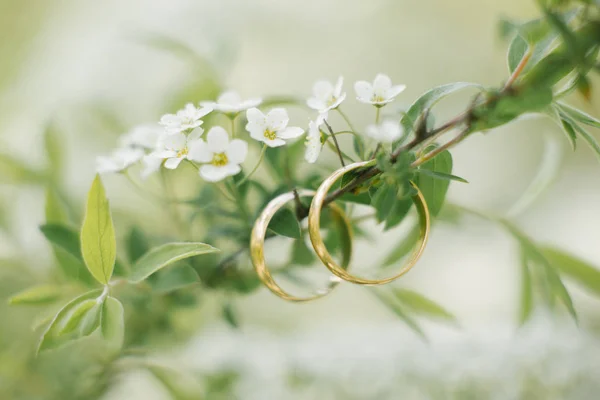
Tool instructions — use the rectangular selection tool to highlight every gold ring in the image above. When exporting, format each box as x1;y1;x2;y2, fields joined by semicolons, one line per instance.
250;189;352;302
308;161;430;285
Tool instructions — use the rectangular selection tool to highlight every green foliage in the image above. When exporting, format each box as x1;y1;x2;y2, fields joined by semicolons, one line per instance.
268;208;301;239
150;264;201;293
101;296;125;352
391;288;457;323
0;153;43;184
414;148;453;217
37;289;102;353
501;221;577;323
80;175;116;285
541;247;600;296
128;242;219;283
398;82;482;146
8;284;63;305
370;289;427;339
508;34;529;73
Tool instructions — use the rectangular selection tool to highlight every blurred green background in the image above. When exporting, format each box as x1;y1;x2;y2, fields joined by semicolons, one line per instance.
2;0;600;399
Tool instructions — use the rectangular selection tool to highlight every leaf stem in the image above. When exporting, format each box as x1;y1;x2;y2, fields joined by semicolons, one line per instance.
237;144;267;187
322;119;346;167
337;107;357;132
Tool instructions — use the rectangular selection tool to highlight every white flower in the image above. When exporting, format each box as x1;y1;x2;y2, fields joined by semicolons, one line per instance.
140;153;163;179
159;103;212;134
119;124;163;150
245;108;304;148
188;126;248;182
306;76;346;115
152;129;203;169
366;120;403;143
201;90;262;115
96;147;144;174
304;115;325;164
354;74;406;106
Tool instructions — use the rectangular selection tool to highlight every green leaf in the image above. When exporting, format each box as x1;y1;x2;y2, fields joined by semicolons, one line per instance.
508;34;529;73
399;82;482;144
268;208;301;239
392;288;457;323
78;301;103;336
415;148;453;216
58;299;98;335
381;226;420;267
557;102;600;129
151;264;200;293
8;284;62;305
45;187;69;225
371;185;397;223
0;153;43;184
40;224;82;260
290;237;316;266
519;250;534;325
541;247;600;297
37;289;102;354
128;242;219;283
146;364;205;400
384;197;413;231
126;226;150;264
552;107;578;149
44;122;63;183
353;135;366;159
370;289;427;340
557;108;600;161
338;192;372;205
501;220;577;321
80;175;116;285
222;302;239;329
413;169;469;183
101;296;124;352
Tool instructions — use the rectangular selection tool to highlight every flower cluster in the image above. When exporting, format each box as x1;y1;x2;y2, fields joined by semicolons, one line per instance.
96;74;406;181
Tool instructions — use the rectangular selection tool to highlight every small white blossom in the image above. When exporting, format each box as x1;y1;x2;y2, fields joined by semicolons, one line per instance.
189;126;248;182
159;103;212;134
366;120;403;143
119;124;163;150
354;74;406;106
201;90;262;115
152;129;203;170
306;76;346;115
96;147;144;174
304;115;325;164
245;107;304;148
140;153;163;179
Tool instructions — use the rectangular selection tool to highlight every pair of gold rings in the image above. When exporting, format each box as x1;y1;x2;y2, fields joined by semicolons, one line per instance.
250;161;431;302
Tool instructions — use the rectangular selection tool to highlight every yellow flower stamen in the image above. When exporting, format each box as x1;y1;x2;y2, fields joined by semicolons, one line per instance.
176;147;189;158
211;152;228;166
263;129;277;140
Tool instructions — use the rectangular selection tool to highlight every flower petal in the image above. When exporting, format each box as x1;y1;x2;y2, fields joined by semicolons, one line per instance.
226;139;248;164
159;114;179;126
164;157;183;169
354;81;373;102
188;127;204;141
373;74;392;91
162;133;187;151
246;107;266;125
200;165;232;182
333;76;344;97
206;126;230;153
188;139;213;163
307;98;326;111
386;84;406;100
217;90;242;106
313;80;334;100
141;154;163;179
277;126;304;139
266;108;289;131
263;138;287;148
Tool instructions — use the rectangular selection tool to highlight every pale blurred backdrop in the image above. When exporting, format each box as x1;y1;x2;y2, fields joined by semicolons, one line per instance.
2;0;600;398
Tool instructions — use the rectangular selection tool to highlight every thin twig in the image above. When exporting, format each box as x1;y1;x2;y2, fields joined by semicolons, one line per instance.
322;119;346;167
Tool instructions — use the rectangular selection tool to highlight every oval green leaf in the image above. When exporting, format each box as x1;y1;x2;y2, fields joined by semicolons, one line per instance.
8;284;63;306
128;242;219;283
101;296;124;352
80;174;116;285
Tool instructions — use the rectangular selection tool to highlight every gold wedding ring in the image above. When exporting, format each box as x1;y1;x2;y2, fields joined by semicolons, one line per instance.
250;189;352;302
308;161;431;285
